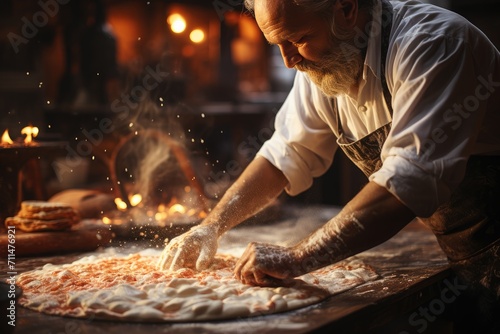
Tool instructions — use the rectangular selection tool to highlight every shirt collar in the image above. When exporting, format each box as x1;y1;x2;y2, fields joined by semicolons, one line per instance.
362;0;383;82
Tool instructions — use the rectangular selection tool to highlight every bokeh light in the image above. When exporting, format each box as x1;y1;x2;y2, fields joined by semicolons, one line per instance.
167;13;186;33
189;29;205;43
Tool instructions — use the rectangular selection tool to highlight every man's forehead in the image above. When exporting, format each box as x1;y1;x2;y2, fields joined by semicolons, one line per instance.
254;0;304;44
254;0;287;23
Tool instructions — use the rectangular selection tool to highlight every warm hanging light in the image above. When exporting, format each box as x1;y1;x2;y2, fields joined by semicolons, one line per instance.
167;13;186;33
189;29;205;43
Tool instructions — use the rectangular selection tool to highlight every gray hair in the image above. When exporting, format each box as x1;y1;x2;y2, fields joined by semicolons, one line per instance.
244;0;376;40
244;0;376;16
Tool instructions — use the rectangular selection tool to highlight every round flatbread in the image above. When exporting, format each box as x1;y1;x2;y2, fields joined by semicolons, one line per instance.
16;249;378;322
20;201;73;213
17;208;78;221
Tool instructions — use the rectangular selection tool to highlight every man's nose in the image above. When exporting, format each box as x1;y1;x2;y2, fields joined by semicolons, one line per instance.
279;43;302;68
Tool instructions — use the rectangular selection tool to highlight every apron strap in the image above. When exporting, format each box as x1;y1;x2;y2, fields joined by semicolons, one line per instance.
380;0;393;113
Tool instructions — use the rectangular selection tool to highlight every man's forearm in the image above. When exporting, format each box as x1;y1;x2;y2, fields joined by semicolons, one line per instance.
291;181;416;275
201;156;288;236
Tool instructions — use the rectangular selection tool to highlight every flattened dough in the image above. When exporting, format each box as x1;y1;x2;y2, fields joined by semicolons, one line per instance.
16;250;378;322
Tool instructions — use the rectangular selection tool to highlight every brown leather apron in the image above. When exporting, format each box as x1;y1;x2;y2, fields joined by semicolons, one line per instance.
335;0;500;298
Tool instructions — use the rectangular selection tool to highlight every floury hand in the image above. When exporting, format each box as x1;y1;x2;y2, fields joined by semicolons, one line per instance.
234;242;300;286
156;224;219;272
157;157;288;274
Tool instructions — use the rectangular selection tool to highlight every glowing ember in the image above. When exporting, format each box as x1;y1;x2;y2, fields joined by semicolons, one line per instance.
113;194;142;211
129;194;142;207
1;130;13;145
168;203;186;215
115;198;128;210
21;126;39;144
103;197;205;230
154;211;167;221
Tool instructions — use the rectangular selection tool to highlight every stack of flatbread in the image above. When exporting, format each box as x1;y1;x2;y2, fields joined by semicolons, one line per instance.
5;201;80;232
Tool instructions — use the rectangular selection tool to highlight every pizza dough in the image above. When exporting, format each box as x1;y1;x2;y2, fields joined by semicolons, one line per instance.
16;249;378;322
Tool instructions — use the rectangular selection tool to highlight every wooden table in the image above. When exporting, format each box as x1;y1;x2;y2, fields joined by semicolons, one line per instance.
1;205;452;334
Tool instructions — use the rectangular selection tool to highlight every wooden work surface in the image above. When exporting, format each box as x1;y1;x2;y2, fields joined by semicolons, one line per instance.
0;205;452;334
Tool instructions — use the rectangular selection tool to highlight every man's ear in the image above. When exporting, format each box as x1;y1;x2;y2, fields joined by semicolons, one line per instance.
333;0;359;29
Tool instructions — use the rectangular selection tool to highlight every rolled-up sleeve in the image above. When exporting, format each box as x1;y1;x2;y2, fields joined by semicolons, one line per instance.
258;72;338;195
371;26;493;217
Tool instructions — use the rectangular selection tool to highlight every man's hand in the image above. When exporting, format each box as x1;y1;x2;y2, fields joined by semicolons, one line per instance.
234;242;301;286
156;224;219;272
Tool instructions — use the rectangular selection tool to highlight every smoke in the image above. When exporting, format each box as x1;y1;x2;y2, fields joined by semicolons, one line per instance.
112;89;168;185
136;136;172;204
112;94;207;214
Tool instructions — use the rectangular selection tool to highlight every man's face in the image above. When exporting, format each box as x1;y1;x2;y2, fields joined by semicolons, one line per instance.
254;0;363;97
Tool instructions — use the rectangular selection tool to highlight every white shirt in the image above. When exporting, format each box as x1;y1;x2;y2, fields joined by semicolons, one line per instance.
257;0;500;217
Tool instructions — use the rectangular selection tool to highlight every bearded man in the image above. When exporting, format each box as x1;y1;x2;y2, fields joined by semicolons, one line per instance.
158;0;500;331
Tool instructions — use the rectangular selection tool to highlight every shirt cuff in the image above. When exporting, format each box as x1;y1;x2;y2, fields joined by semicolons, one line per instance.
370;148;455;217
257;139;314;196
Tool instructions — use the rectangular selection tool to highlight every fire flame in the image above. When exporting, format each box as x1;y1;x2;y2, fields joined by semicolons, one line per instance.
106;195;206;227
21;126;39;144
1;126;39;145
114;195;186;214
1;130;13;145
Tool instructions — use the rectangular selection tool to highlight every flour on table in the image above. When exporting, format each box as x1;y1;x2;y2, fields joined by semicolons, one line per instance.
16;249;378;322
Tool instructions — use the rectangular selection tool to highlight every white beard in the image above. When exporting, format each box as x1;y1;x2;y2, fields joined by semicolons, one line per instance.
295;40;363;97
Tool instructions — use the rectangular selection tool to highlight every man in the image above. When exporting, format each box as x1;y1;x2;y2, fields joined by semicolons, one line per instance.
159;0;500;330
